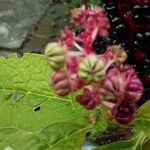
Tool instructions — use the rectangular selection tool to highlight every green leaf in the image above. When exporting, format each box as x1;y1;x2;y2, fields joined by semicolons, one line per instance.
88;0;103;6
95;131;147;150
66;0;82;9
89;109;107;140
0;54;91;150
66;0;103;8
135;100;150;136
142;139;150;150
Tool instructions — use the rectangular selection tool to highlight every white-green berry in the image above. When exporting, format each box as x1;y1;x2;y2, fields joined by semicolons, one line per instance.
78;55;105;82
45;42;65;70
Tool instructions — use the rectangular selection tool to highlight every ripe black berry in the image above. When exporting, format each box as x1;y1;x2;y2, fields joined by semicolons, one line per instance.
115;24;127;35
134;31;150;54
132;5;150;15
92;36;109;54
104;2;116;13
134;15;150;24
111;17;123;27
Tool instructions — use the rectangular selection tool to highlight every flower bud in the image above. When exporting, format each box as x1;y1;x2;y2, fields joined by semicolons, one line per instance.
45;42;65;70
78;55;105;83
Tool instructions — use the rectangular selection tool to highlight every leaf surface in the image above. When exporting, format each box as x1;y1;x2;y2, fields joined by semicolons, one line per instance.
0;54;91;150
135;100;150;136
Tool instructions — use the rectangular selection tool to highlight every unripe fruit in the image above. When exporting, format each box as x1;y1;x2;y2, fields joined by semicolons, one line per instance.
125;77;143;103
50;70;71;96
78;55;105;83
76;88;100;110
45;42;65;70
112;45;127;63
123;65;144;103
100;67;126;103
100;65;143;103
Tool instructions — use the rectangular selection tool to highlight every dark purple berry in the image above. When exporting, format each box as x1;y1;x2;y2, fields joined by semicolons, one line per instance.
115;24;127;34
92;36;108;54
111;17;123;27
132;5;150;15
104;2;116;13
134;15;150;24
112;102;136;124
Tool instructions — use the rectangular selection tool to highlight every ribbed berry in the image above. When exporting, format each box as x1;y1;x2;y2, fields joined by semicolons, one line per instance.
50;70;71;96
76;88;100;110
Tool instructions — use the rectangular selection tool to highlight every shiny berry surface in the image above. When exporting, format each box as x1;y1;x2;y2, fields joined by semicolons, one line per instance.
92;36;109;54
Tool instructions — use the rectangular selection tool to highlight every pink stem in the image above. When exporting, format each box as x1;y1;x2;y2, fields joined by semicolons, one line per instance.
102;101;116;109
73;41;84;51
92;26;99;41
104;59;116;71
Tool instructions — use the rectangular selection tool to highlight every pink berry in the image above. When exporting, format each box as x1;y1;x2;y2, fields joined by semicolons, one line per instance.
50;70;71;96
76;88;100;110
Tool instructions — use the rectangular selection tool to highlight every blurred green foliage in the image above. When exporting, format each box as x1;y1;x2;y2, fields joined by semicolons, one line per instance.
66;0;103;8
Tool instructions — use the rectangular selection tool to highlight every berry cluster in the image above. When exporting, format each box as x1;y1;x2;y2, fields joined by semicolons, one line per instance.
99;64;143;124
103;0;150;104
45;5;143;125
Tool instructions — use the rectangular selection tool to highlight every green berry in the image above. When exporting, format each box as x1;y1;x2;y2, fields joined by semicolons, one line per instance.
78;55;105;83
45;42;65;70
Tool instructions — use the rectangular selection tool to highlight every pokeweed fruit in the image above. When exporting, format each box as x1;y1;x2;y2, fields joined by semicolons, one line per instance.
70;74;87;90
78;55;105;83
99;67;126;103
76;88;100;110
122;64;137;79
123;65;143;103
104;0;150;104
45;4;144;125
49;70;71;96
92;35;109;54
112;101;136;124
100;64;143;103
99;64;143;124
45;5;111;95
104;45;128;64
125;76;143;103
45;42;66;70
112;45;128;63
